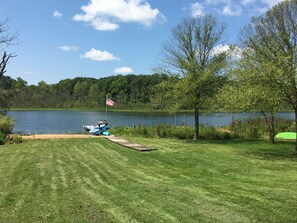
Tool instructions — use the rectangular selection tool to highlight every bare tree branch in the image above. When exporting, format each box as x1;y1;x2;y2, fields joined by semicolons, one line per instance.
0;18;18;47
0;18;18;113
0;51;16;78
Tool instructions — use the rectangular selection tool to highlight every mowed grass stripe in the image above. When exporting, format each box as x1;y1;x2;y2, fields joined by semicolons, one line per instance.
64;139;252;222
110;137;297;222
62;139;162;222
0;138;297;222
68;140;182;222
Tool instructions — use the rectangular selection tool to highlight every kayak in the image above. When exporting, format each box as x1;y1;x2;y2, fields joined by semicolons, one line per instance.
83;124;110;136
275;132;296;140
83;119;110;136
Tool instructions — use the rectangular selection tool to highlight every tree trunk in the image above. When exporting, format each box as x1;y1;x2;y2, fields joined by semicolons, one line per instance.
0;51;13;78
269;114;275;144
261;111;275;144
194;106;199;140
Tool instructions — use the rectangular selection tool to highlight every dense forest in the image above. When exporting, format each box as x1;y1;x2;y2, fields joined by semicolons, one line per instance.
0;74;170;110
0;72;292;112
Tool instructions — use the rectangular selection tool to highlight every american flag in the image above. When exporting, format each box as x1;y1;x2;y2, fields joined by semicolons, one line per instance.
106;97;114;107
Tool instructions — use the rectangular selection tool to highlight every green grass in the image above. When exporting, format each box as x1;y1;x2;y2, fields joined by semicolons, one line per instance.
0;138;296;222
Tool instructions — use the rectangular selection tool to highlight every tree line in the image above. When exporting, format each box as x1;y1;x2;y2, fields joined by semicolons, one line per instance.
1;74;169;110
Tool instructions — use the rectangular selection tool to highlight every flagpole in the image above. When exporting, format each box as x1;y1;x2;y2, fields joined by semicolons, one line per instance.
105;95;107;119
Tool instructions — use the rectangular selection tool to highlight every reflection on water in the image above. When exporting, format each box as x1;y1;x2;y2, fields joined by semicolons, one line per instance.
7;110;295;134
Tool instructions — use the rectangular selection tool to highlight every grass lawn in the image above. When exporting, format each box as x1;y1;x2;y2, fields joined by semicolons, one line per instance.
0;137;296;222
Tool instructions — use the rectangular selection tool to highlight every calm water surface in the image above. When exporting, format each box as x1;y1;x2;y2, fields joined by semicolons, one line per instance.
7;110;295;134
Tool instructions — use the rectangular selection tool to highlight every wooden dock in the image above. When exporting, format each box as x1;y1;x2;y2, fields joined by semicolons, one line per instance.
104;135;157;152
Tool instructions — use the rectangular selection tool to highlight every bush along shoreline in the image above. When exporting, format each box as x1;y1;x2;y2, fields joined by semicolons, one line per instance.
112;125;239;140
111;118;296;141
0;115;22;144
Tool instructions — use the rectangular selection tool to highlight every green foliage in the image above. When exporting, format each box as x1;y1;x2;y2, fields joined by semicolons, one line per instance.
151;75;182;111
230;119;265;139
155;15;229;139
0;115;13;136
276;119;296;133
0;115;14;145
112;125;239;140
7;74;168;110
229;118;296;140
114;118;297;141
112;125;192;139
0;132;5;145
199;126;235;140
0;75;15;114
6;134;23;144
239;0;297;147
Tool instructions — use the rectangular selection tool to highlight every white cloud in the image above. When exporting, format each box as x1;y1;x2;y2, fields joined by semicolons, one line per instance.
253;0;285;13
211;44;231;56
191;0;286;17
58;45;79;51
114;66;133;74
191;1;243;17
191;2;204;17
262;0;285;7
53;10;63;18
211;44;243;59
73;0;166;31
222;4;242;16
81;48;119;61
240;0;256;5
90;18;119;31
205;0;226;4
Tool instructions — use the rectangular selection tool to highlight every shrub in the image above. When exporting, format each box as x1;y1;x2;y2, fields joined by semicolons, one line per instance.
200;126;220;139
229;118;266;139
112;117;296;141
6;134;23;144
0;115;14;135
136;125;149;137
229;117;295;139
112;125;238;140
0;132;6;145
233;122;260;139
0;115;14;145
275;119;295;133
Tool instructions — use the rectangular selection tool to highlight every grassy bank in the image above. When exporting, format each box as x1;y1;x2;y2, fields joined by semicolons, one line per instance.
0;138;296;222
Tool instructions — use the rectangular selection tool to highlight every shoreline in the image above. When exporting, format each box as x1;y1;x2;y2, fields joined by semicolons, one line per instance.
19;134;102;139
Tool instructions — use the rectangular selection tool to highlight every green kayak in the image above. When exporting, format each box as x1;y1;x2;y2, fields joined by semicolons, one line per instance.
275;132;296;140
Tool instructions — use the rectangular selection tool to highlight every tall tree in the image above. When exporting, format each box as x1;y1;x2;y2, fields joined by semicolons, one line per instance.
0;18;17;78
216;48;282;143
0;18;17;113
240;0;297;153
156;15;228;140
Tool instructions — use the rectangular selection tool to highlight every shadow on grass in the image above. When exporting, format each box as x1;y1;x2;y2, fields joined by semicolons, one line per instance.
184;138;261;145
185;138;297;161
241;141;296;161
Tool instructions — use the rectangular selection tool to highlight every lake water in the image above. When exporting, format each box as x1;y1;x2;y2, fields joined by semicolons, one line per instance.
7;110;295;134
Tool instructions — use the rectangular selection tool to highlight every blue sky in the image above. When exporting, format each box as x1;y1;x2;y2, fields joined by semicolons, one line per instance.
1;0;284;85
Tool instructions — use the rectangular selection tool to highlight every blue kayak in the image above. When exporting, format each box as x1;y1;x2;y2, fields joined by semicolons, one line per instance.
83;119;110;136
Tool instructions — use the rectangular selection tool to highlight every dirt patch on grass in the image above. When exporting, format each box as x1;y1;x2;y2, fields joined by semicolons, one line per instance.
20;134;101;139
